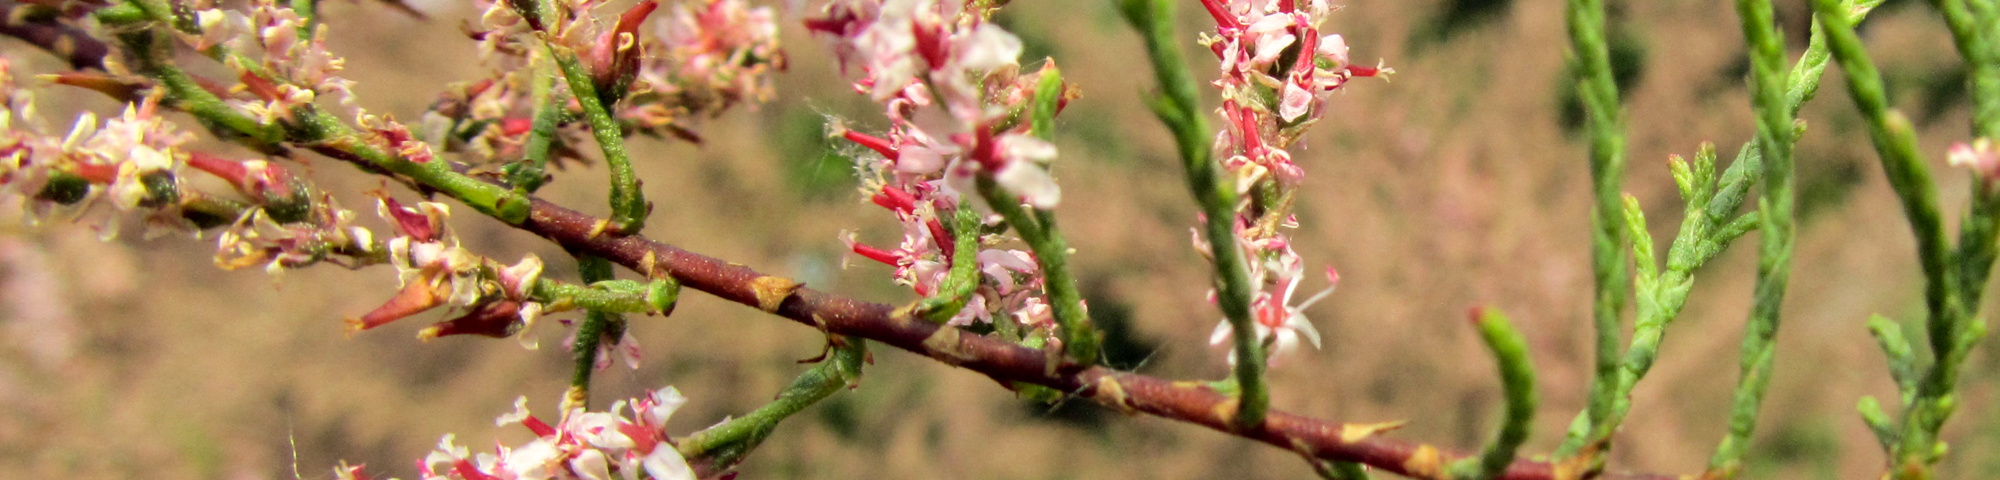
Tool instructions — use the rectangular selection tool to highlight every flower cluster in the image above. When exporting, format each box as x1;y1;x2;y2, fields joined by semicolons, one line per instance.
346;195;645;365
174;0;450;166
345;387;695;480
635;0;785;132
436;0;782;168
208;174;378;274
347;196;560;348
1197;0;1386;186
0;54;382;276
837;198;1051;328
1194;0;1381;366
181;0;360;124
0;58;199;239
0;95;187;237
808;0;1071;332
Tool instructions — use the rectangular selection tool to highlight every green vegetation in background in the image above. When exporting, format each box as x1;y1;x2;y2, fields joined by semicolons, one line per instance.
1743;420;1842;478
1557;26;1648;137
770;110;856;203
1794;151;1864;224
1408;0;1517;52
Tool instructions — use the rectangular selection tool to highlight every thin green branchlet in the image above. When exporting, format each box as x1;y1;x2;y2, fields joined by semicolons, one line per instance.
1118;0;1383;438
1555;0;1877;470
1555;0;1630;462
1449;307;1537;480
1705;0;1801;477
676;336;867;473
1813;0;2000;477
1119;0;1268;431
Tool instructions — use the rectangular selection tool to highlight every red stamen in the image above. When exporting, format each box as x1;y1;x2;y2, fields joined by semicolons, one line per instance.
186;151;247;184
1199;0;1241;30
47;72;144;101
1233;103;1265;154
188;151;299;200
1256;293;1287;328
968;125;997;169
452;459;500;480
870;186;918;213
802;16;850;35
463;78;496;99
842;130;900;161
1293;26;1318;75
850;242;901;266
927;218;955;262
1345;64;1383;77
617;422;660;454
521;416;557;438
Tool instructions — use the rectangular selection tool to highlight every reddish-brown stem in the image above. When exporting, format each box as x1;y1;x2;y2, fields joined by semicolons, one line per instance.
520;198;1672;480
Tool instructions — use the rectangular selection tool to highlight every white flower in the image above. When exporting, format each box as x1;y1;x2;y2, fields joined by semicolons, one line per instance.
639;447;695;480
993;133;1061;208
1209;266;1337;366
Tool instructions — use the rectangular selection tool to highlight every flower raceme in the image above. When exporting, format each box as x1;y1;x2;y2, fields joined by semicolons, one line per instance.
1198;0;1386;189
1193;0;1381;366
811;0;1074;336
0;75;193;239
180;0;362;125
453;0;783;160
347;196;556;349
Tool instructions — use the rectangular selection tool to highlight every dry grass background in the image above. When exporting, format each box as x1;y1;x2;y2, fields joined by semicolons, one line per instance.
2;0;1998;478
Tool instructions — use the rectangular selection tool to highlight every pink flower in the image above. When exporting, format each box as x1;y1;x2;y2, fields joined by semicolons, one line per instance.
991;133;1060;209
1949;138;1998;180
1210;266;1337;366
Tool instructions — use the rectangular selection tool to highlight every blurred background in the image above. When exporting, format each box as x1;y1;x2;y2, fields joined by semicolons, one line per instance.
2;0;1997;478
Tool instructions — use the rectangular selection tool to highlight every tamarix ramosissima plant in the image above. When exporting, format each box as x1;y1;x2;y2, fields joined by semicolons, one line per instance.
0;0;1995;478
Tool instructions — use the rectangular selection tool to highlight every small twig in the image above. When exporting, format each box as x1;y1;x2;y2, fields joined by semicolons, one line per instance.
1450;308;1537;480
1117;0;1268;432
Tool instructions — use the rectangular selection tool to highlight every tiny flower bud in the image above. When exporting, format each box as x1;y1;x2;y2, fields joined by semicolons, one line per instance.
587;0;659;101
1948;138;1998;181
419;300;528;340
348;281;444;332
